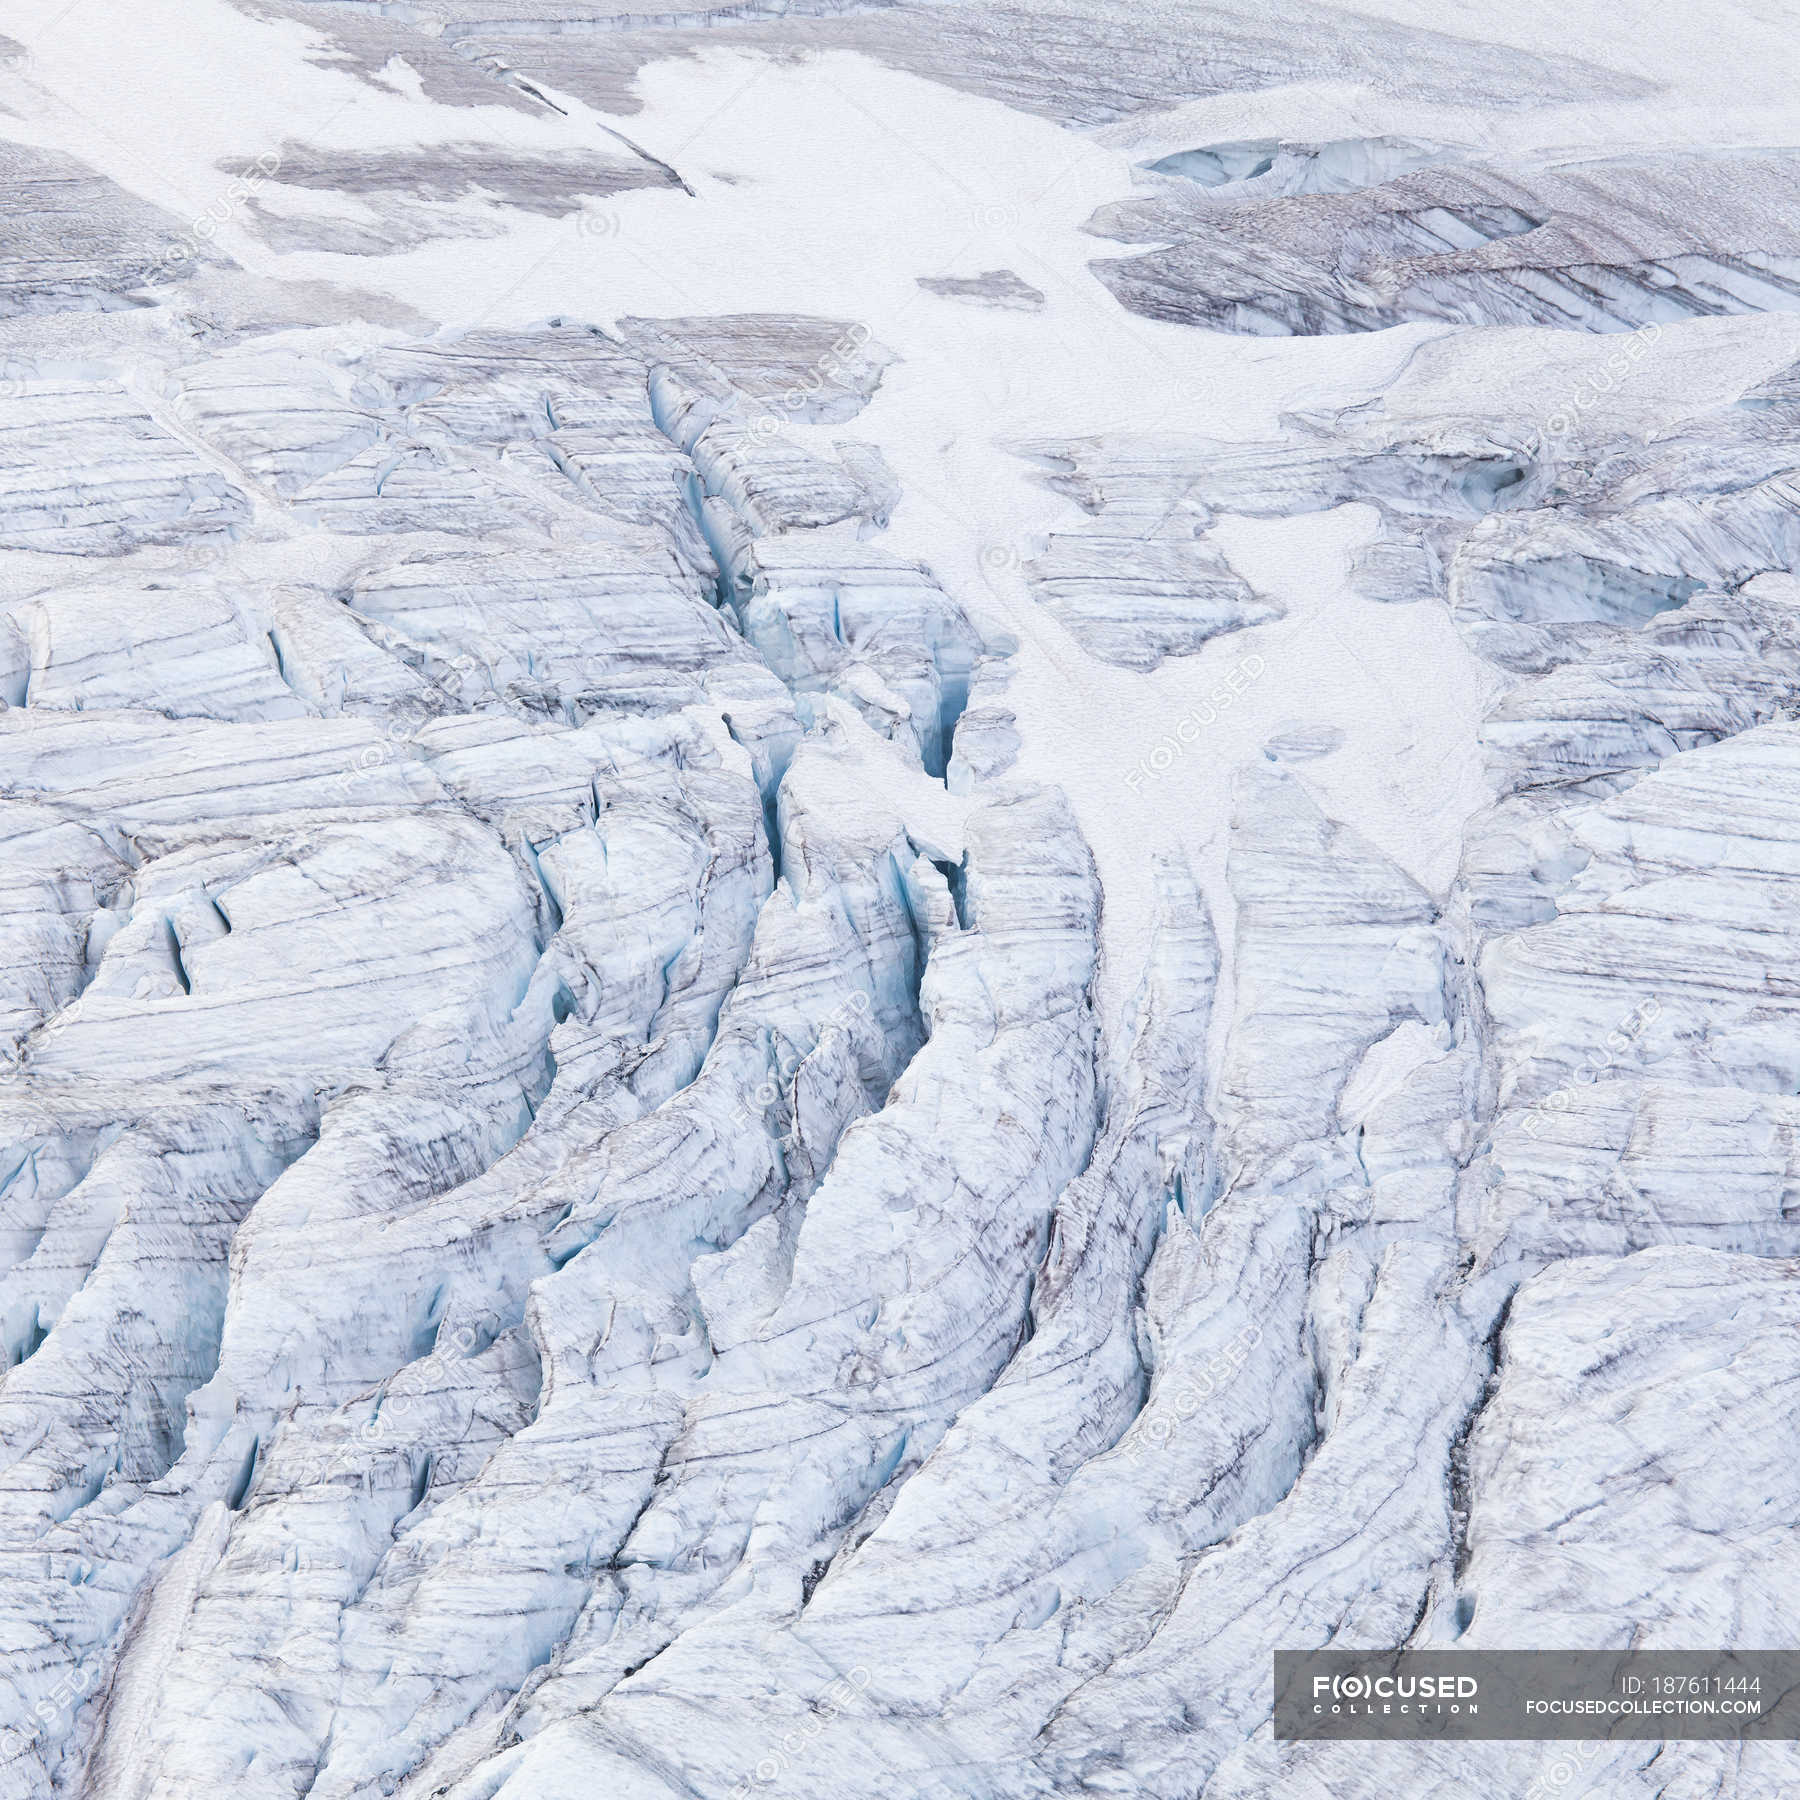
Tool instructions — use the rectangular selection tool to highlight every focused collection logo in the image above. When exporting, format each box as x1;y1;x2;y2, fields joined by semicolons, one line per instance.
1276;1650;1800;1741
1311;1670;1480;1710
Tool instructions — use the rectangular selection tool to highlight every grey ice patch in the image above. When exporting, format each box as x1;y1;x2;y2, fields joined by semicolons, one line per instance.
1090;145;1800;336
238;200;476;259
232;138;680;256
1263;721;1345;762
1025;533;1278;671
0;141;217;318
916;269;1046;311
232;0;541;112
344;0;1653;131
246;141;680;254
619;312;896;440
258;141;678;205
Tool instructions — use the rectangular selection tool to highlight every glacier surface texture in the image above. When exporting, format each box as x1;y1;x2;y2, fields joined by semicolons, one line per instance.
0;0;1798;1795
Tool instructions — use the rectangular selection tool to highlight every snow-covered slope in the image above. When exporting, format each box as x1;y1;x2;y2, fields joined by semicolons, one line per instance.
2;1;1799;1796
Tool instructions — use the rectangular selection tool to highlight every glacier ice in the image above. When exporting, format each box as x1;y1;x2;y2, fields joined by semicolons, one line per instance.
2;1;1800;1796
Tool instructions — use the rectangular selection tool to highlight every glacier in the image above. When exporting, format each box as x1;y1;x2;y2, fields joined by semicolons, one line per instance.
1;0;1799;1796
